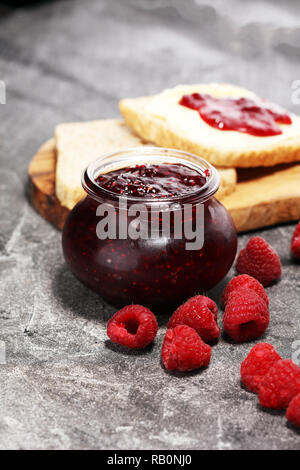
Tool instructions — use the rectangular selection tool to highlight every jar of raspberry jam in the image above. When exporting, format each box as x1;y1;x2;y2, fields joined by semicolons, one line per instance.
62;148;237;309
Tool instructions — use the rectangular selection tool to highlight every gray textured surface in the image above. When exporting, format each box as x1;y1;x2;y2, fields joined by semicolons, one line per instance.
0;0;300;450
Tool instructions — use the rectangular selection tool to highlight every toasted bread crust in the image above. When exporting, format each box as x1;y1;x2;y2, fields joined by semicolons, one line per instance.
215;167;237;199
119;92;300;168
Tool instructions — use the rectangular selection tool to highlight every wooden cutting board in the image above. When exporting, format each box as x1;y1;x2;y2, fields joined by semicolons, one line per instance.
28;138;300;232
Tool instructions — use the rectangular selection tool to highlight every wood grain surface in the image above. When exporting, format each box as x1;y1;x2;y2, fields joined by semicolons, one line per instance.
28;138;69;230
29;138;300;232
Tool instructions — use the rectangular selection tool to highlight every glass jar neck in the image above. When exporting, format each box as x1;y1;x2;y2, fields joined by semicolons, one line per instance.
82;147;220;207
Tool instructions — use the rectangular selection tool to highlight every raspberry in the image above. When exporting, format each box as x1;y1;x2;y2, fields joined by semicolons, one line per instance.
107;305;158;349
291;221;300;259
223;288;269;342
222;274;269;308
286;392;300;428
236;236;282;286
241;343;282;393
167;295;220;342
161;325;211;372
258;359;300;409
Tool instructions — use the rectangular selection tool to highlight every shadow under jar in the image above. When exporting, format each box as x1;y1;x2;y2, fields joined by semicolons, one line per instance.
62;148;237;310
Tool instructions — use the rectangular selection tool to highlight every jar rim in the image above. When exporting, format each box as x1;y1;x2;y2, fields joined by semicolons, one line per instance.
82;147;220;205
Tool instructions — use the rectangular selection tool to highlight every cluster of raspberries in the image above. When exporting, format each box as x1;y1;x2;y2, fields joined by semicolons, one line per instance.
241;343;300;428
107;275;270;371
107;226;300;428
107;296;216;372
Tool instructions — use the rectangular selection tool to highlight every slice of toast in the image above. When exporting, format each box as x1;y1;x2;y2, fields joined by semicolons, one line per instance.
55;119;147;209
215;167;237;199
55;119;237;209
119;83;300;168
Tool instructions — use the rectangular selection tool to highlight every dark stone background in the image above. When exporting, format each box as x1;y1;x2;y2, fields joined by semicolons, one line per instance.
0;0;299;450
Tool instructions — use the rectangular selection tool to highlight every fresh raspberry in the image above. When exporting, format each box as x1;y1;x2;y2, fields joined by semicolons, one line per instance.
291;221;300;259
236;236;282;286
107;305;158;349
222;274;269;308
241;343;282;393
167;295;220;342
161;325;211;372
286;392;300;428
258;359;300;409
223;288;269;342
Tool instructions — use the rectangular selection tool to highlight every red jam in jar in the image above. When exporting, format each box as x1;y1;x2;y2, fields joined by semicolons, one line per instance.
95;163;207;198
179;93;292;136
62;148;237;309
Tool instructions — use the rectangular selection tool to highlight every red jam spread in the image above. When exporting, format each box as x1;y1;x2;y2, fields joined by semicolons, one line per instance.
96;163;207;198
179;93;292;136
62;158;237;309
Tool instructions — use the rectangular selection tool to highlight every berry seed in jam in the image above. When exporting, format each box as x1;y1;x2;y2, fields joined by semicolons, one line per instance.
96;163;207;198
179;93;292;137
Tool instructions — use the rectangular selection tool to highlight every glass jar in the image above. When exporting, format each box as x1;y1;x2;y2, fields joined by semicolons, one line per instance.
62;148;237;309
